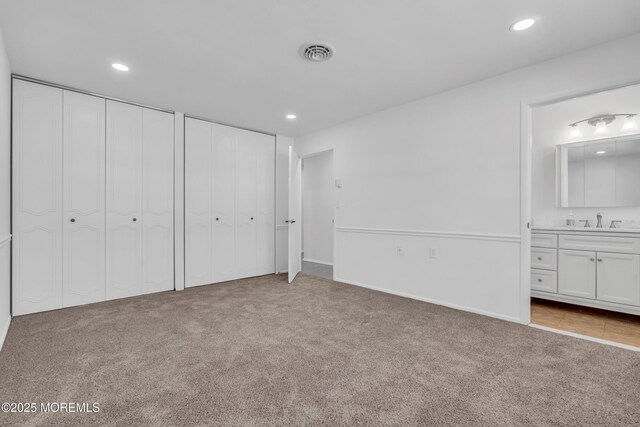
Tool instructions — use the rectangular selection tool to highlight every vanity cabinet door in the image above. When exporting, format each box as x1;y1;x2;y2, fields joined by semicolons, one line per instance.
558;249;596;299
596;252;640;306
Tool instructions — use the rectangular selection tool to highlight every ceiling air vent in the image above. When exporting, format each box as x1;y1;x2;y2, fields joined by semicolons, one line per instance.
299;42;335;62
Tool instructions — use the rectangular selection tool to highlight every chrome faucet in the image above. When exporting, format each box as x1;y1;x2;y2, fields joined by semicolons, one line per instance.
596;212;603;228
610;220;622;228
579;219;591;228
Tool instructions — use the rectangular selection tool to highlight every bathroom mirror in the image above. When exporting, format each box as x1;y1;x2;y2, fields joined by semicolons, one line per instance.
557;135;640;207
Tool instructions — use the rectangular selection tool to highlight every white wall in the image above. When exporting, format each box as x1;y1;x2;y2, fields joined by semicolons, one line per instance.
532;84;640;227
295;33;640;323
275;135;294;273
0;24;11;349
302;151;333;265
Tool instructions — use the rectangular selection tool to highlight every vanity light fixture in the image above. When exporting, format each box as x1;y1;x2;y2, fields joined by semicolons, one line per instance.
622;114;638;132
567;113;638;138
286;114;297;120
510;18;535;31
594;120;609;135
568;124;581;139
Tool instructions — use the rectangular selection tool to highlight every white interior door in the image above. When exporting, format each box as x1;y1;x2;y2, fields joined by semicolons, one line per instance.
62;90;106;307
288;146;302;283
12;80;63;315
106;100;143;300
142;108;174;294
185;118;213;287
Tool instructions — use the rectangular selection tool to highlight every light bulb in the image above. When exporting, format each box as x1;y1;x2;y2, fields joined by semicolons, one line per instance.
594;120;608;135
569;124;581;139
621;114;638;132
510;18;535;31
112;63;129;72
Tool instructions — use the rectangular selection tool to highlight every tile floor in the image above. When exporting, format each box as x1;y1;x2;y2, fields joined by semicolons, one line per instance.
531;298;640;347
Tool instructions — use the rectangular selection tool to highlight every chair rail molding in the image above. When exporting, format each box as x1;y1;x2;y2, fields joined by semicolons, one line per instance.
335;226;520;243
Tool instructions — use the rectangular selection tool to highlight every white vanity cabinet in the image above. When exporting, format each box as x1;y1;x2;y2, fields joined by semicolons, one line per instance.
596;252;640;306
558;250;596;299
530;233;558;293
531;229;640;315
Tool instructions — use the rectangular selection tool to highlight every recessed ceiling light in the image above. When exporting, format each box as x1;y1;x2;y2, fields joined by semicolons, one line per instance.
112;63;129;72
286;114;297;119
596;151;606;155
510;18;535;32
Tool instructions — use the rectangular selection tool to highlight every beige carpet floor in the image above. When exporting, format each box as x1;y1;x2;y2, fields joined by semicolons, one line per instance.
1;274;639;426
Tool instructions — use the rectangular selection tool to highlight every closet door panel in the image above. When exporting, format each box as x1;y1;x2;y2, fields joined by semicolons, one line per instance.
211;124;236;283
62;91;106;307
185;118;213;287
255;134;275;275
235;130;258;279
142;109;174;294
12;80;63;315
106;101;143;300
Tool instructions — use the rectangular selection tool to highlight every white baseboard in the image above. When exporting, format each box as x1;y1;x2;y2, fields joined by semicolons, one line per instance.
302;258;333;266
0;315;10;352
334;277;522;324
530;323;639;352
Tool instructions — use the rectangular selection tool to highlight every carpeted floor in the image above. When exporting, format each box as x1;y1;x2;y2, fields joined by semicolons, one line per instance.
1;274;639;426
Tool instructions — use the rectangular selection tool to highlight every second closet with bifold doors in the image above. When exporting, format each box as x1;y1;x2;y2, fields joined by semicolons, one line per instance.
185;117;275;288
12;79;174;315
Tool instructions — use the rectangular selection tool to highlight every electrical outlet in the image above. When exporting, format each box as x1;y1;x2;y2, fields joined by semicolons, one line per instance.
429;247;438;259
397;246;403;256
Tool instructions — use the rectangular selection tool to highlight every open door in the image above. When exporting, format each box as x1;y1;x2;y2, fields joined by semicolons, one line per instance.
287;146;302;283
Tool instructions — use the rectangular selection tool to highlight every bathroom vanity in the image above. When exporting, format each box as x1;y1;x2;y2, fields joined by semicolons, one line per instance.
531;227;640;316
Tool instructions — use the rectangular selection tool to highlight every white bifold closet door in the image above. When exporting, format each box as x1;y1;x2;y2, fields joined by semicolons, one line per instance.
185;118;274;287
62;91;106;308
12;79;175;315
12;80;64;315
106;101;174;300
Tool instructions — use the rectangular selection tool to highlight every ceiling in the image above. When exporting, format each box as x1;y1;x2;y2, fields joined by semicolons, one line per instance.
1;1;640;137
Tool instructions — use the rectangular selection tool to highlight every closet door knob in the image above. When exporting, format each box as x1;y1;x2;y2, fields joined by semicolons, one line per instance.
70;218;76;223
597;258;603;262
216;217;220;221
537;278;542;283
537;257;542;261
590;257;595;262
132;218;137;222
251;217;254;220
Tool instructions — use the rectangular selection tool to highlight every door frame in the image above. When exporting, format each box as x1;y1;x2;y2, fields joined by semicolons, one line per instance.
299;149;336;281
519;79;640;325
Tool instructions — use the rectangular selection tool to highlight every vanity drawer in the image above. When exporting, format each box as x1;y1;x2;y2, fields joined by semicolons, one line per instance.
532;233;557;249
531;247;557;270
531;269;558;293
559;234;640;255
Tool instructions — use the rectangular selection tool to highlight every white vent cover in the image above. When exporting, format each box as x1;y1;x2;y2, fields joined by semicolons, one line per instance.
299;42;335;62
